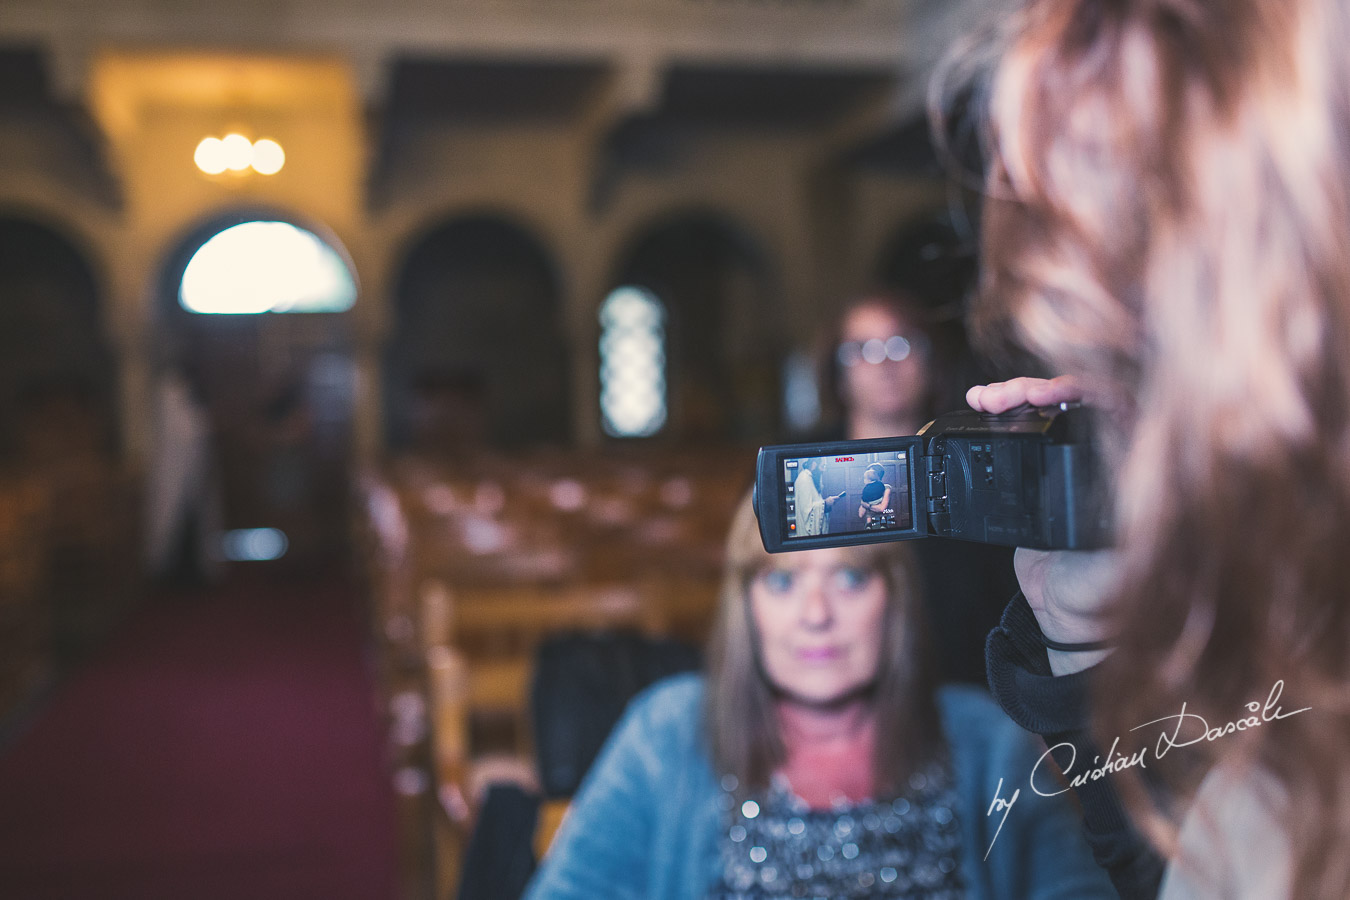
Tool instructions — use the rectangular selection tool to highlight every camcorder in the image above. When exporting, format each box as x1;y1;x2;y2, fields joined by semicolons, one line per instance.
753;405;1109;553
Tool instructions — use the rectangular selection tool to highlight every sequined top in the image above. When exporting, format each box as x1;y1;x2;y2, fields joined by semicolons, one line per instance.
522;675;1118;900
708;758;965;900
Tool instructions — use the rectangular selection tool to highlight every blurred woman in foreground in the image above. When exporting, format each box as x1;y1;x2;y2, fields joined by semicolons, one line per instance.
523;494;1113;899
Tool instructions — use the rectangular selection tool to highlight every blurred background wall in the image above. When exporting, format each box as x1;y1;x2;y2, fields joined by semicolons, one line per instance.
0;0;990;471
0;5;1004;895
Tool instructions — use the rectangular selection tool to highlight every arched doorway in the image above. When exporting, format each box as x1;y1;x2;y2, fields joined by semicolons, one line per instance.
873;212;1000;395
385;214;569;451
873;213;980;320
156;211;359;565
609;211;779;442
0;214;117;463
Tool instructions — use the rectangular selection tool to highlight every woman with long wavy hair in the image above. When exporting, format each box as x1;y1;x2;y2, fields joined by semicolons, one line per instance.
964;0;1350;898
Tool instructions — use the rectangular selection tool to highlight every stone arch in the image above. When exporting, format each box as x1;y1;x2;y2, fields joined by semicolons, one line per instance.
872;211;998;394
150;207;361;554
872;212;978;318
0;209;119;460
385;211;569;450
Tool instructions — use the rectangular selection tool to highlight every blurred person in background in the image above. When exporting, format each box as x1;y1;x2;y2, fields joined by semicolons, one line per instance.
820;290;1019;685
144;357;223;587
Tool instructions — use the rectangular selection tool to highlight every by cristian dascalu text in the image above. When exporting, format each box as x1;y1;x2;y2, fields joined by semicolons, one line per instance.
983;679;1310;860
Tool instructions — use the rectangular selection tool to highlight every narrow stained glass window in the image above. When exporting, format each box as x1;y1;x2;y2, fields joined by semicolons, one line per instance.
599;286;667;437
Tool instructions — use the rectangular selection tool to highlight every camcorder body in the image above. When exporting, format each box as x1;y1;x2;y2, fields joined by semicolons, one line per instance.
753;406;1109;553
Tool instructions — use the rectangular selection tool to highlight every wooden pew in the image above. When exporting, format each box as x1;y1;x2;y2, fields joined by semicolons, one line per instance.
358;448;751;898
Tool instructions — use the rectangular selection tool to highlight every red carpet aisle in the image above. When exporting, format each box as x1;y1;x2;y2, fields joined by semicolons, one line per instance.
0;569;400;900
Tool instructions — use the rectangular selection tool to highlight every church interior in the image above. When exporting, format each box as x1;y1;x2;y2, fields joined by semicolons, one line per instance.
0;0;1003;896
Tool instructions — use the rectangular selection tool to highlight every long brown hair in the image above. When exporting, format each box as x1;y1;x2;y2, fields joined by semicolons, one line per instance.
703;493;942;798
974;1;1350;895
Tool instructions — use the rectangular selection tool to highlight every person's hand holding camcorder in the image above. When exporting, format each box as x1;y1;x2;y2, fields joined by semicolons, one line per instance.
967;376;1119;676
964;375;1086;417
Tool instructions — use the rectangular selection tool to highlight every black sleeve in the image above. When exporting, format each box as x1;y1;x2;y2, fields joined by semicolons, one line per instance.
985;593;1165;900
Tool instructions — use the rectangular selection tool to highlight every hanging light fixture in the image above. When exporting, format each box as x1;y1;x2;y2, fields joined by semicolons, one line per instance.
194;133;286;176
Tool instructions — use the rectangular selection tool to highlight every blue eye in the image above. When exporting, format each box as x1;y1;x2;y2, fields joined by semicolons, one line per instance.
832;567;873;592
760;569;794;594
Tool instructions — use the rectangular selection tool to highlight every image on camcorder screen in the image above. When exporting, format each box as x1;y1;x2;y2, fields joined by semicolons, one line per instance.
784;451;911;538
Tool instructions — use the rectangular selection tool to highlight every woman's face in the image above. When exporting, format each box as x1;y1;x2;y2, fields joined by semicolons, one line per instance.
749;548;890;706
839;303;930;425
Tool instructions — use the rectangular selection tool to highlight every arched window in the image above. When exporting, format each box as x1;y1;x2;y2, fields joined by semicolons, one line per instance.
599;286;667;437
179;221;356;314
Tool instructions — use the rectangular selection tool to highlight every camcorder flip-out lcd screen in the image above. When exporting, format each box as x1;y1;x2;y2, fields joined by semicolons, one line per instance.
755;407;1109;553
778;442;925;546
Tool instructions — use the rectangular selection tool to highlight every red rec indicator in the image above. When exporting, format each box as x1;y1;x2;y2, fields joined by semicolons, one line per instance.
789;523;796;531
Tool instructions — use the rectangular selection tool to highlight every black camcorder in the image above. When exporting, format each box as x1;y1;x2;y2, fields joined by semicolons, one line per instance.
753;405;1109;553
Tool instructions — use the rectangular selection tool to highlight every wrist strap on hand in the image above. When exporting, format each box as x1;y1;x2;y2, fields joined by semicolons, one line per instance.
1015;591;1114;652
1039;634;1113;652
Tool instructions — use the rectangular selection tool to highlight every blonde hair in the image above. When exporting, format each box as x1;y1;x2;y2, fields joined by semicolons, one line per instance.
976;1;1350;895
703;492;941;797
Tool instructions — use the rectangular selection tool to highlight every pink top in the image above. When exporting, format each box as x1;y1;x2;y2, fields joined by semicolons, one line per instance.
773;698;877;808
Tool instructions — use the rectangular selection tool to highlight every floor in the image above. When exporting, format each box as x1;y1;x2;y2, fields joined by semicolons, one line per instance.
0;565;401;900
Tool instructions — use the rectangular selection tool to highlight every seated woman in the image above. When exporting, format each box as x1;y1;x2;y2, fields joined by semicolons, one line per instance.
858;462;895;529
523;493;1114;899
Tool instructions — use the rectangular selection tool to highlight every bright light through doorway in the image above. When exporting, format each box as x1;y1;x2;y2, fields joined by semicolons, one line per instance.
179;221;356;314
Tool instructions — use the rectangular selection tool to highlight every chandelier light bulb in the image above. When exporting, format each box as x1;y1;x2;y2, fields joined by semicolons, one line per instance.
194;137;228;175
251;138;285;175
221;133;253;172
